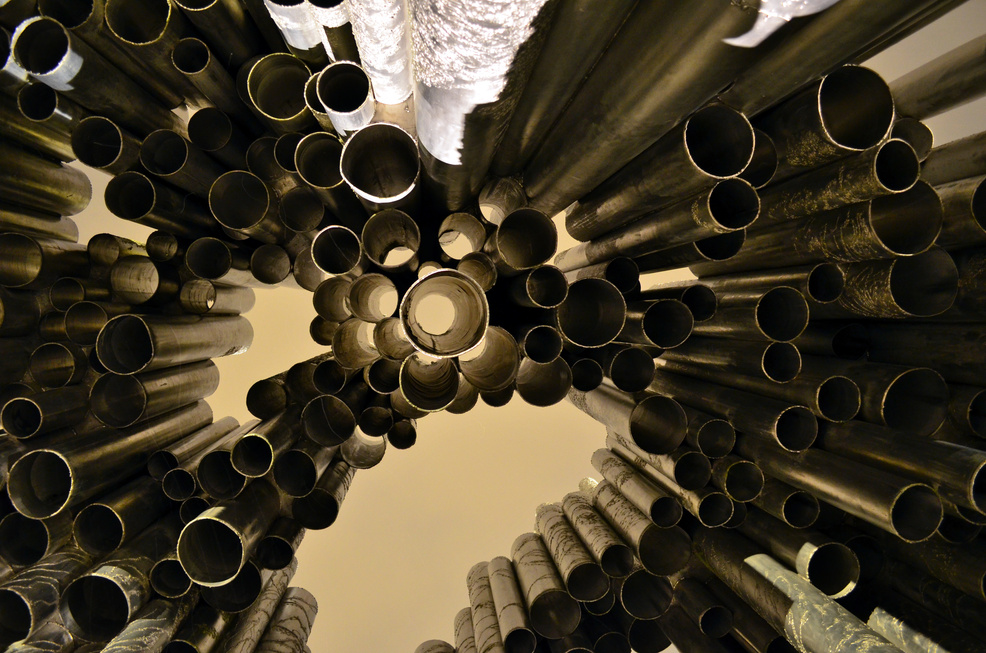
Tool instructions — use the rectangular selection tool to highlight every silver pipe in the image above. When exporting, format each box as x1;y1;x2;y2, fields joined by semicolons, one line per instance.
400;269;488;358
264;0;327;66
0;142;92;217
340;122;420;213
361;209;421;272
316;60;374;134
345;0;411;104
554;279;626;349
306;0;359;62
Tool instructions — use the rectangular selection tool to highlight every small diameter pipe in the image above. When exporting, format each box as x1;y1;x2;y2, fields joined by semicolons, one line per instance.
294;131;367;226
567;383;687;455
560;491;634;578
187;107;251;170
140;128;226;199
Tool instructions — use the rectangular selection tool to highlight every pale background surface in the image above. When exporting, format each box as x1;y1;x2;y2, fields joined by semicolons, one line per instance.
70;2;986;650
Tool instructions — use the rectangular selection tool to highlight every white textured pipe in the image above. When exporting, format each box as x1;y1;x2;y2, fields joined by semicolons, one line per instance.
265;0;325;53
346;0;412;103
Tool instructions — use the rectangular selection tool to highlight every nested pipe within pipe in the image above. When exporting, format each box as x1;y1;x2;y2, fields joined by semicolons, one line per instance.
400;269;489;358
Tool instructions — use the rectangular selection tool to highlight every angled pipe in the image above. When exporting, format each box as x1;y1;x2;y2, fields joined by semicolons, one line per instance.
105;171;218;238
291;457;355;529
72;475;172;557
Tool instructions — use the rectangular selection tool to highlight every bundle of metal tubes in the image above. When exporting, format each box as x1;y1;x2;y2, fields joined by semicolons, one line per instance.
3;0;986;650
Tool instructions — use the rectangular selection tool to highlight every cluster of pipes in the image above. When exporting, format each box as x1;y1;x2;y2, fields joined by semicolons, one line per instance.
1;0;985;651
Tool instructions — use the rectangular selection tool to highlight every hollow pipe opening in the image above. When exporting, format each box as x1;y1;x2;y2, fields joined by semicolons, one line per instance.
641;300;693;349
762;342;801;383
521;325;562;364
685;105;754;177
456;252;497;291
29;342;84;387
816;376;860;422
523;266;568;308
311;225;362;275
340;123;419;204
696;420;735;458
756;287;808;342
818;66;894;151
697;605;733;638
695;229;746;260
0;234;41;287
188;108;232;152
89;373;146;427
890;485;943;543
707;179;760;230
621;572;672;620
869;183;943;255
65;302;111;346
400;270;488;358
570;358;603;392
1;397;42;438
0;590;30;643
197;451;245;499
556;279;626;348
295;132;345;190
803;542;859;598
162;469;196;501
274;132;303;173
17;82;56;120
95;315;153;374
438;213;486;260
740;129;778;188
774;405;817;451
36;0;94;28
302;395;356;446
61;575;131;641
387;420;416;449
349;274;398;322
492;209;557;271
177;517;244;585
12;18;68;76
782;492;819;529
172;37;209;75
888;248;958;317
874;139;919;192
881;368;948;434
608;347;654;393
679;285;717;321
629;395;686;455
722;461;764;502
806;263;844;304
399;356;459;412
968;391;986;439
515;357;572;407
209;171;272;232
231;434;274;477
150;558;191;598
637;526;690;576
73;504;124;555
0;512;49;565
248;54;310;120
105;0;170;45
317;61;370;113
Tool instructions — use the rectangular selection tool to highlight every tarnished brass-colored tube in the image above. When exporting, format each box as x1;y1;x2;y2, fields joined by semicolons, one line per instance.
5;86;78;162
243;52;315;134
690;286;808;343
88;233;144;268
0;141;91;217
109;256;180;307
667;263;845;312
0;202;78;244
933;175;986;252
140;129;227;199
751;477;819;530
0;235;86;291
560;490;633;578
890;34;986;120
184;237;255;288
516;325;562;364
28;341;87;388
509;265;568;310
105;172;218;238
290;457;354;529
72;475;172;559
564;257;639;296
313;275;353;322
331;317;379;370
585;344;654;393
250;243;296;286
360;394;397;432
672;579;732;639
586;478;691;576
348;273;397;323
49;277;110;310
568;383;687;455
231;410;301;478
97;314;252;374
173;0;263;71
606;603;671;653
387;418;416;449
0;509;72;566
578;611;631;653
273;436;337;498
8;402;212;518
71;115;141;175
438;212;485;261
148;416;240;483
606;432;712;492
178;478;279;587
210;171;291;244
554;279;626;349
739;128;778;189
679;406;735;459
187;109;250;172
63;300;129;346
361;209;420;272
511;532;581;640
311;225;366;276
892;117;935;162
945;382;986;439
486;556;537;653
864;322;986;386
293;133;365;227
180;279;256;316
647;370;818;452
634;230;746;275
456;326;519;393
4;621;75;653
13;16;183;135
736;433;942;543
200;558;267;613
567;356;604;393
615;299;693;350
515;357;572;408
456;251;498;292
703;576;796;653
257;517;305;571
0;546;92;648
663;338;800;384
398;354;459;413
922;129;986;186
220;558;299;653
196;437;248;501
535;503;609;601
479;209;557;278
1;385;89;439
710;455;764;504
590;448;683;528
166;601;237;653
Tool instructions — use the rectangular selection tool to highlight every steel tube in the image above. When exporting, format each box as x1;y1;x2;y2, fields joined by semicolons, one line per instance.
586;345;654;393
28;341;87;388
515;357;572;407
187;109;250;172
0;235;87;291
0;203;78;243
62;300;128;346
293;132;366;226
893;117;935;162
104;172;218;238
535;503;609;601
0;510;72;566
890;34;986;120
263;0;325;65
310;225;365;276
148;416;240;482
257;518;305;572
4;621;75;653
173;0;264;70
568;383;687;455
1;386;89;439
340;122;420;213
49;277;110;310
290;457;355;529
231;410;301;478
386;418;417;450
361;209;420;272
273;436;337;498
510;532;580;639
72;475;172;557
922;130;986;186
615;299;693;349
140;128;227;199
71;116;141;176
466;563;504;653
509;265;568;310
398;354;459;413
315;60;373;134
605;431;712;492
5;86;79;162
662;263;845;311
485;556;537;653
109;256;180;307
210;171;291;244
567;356;604;393
933;175;986;251
554;279;626;349
739;128;778;189
96;314;252;374
364;358;400;395
339;427;386;469
634;230;747;275
400;269;488;358
0;142;91;217
751;477;819;530
560;490;634;578
710;455;764;504
616;564;674;621
590;448;683;528
243;52;315;134
689;286;808;343
180;279;256;316
564;258;639;296
672;579;732;639
663;338;800;384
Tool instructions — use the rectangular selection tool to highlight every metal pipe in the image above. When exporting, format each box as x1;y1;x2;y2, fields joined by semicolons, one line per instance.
187;108;250;172
49;277;110;310
605;603;671;653
509;265;568;310
293;131;366;227
0;25;27;91
64;300;130;346
331;317;380;369
486;556;538;653
466;563;505;653
585;344;654;393
616;299;693;349
309;315;338;346
672;579;732;639
0;235;88;291
104;171;219;238
360;209;420;274
566;105;755;242
590;448;683;528
109;256;181;307
231;410;301;478
313;275;353;322
254;586;318;652
535;503;610;601
279;186;326;234
605;430;712;492
196;434;249;501
386;418;417;450
456;326;519;392
140;129;227;200
315;60;374;134
664;263;845;312
585;478;691;576
306;0;358;62
4;621;75;653
372;317;415;362
286;352;339;401
28;341;87;388
148;416;240;481
263;0;326;66
344;0;409;102
96;314;253;374
71;115;141;175
0;141;91;217
200;559;267;613
521;1;760;216
8;401;212;518
934;175;986;250
689;286;808;343
400;269;489;358
257;518;305;572
634;230;747;275
0;509;72;566
438;212;485;261
516;357;572;407
703;576;796;653
710;455;764;503
663;338;800;384
564;258;639;296
456;252;498;292
219;557;298;653
739;128;778;189
892;118;934;162
273;436;336;498
567;356;604;393
560;490;634;578
339;122;420;213
397;354;459;413
87;233;144;268
445;378;479;415
209;171;290;244
554;279;626;349
311;225;366;276
736;432;943;543
510;532;581;639
922;129;986;186
348;273;397;323
172;41;259;136
167;601;237;652
890;34;986;120
1;386;89;439
290;457;354;529
614;565;674;621
0;202;78;243
180;279;256;316
340;426;386;469
751;477;819;530
689;181;944;277
568;383;687;455
243;52;315;134
72;475;172;557
5;86;79;162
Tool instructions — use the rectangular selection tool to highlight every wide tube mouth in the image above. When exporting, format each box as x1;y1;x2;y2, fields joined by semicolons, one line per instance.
570;358;603;392
762;342;801;383
491;208;557;272
696;492;734;528
95;314;153;374
781;491;819;528
12;17;69;77
522;265;569;308
161;468;196;501
599;257;639;293
340;123;419;204
399;355;459;412
317;61;371;114
458;326;520;392
196;451;246;499
348;274;398;322
177;516;245;586
61;574;132;640
209;171;272;231
695;229;746;260
314;276;354;322
150;557;191;598
358;405;393;436
231;433;274;477
295;132;345;189
0;397;47;438
387;420;417;450
311;225;363;275
65;301;111;346
887;248;958;317
73;504;125;555
519;325;562;364
528;588;580;640
818;66;894;151
362;209;421;268
892;118;934;161
869;181;942;255
109;256;166;304
200;561;265;612
556;279;626;348
515;357;573;407
29;342;85;387
365;358;401;394
251;244;291;284
685;105;755;178
678;285;717;322
608;347;655;393
621;570;672;619
637;525;690;576
105;0;171;45
438;213;486;260
104;172;155;221
642;299;694;348
890;484;943;543
802;542;860;598
720;460;764;502
0;512;57;565
89;373;147;427
315;359;354;394
707;179;760;230
280;187;325;232
247;53;310;120
755;287;809;342
816;376;860;422
35;0;97;28
400;269;489;357
873;139;919;192
695;419;735;458
172;37;210;74
774;405;817;451
881;367;948;434
246;380;286;419
0;589;31;644
302;395;356;446
188;108;232;152
140;130;189;177
17;82;57;120
629;395;687;455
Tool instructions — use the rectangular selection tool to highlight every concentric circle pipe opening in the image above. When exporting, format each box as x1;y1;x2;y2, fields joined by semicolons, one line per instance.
685;105;754;177
248;54;309;120
556;279;626;348
762;342;801;383
637;526;690;575
0;512;48;565
95;315;153;373
172;37;209;74
90;373;146;427
296;133;345;188
1;398;42;438
782;492;819;528
630;395;686;455
875;140;919;191
105;0;169;44
363;209;421;268
313;276;353;322
62;575;130;640
210;171;271;231
311;226;362;275
399;356;460;412
819;66;894;150
708;179;760;229
621;572;672;619
697;420;735;458
180;279;219;314
816;376;860;422
609;347;654;392
493;209;557;271
869;183;943;255
570;358;603;392
13;18;67;75
0;234;41;287
804;542;859;598
231;434;273;477
178;517;244;585
696;230;746;260
675;451;712;491
806;263;844;304
891;485;943;542
317;61;370;113
775;406;817;451
341;123;419;203
888;248;958;317
74;504;124;555
302;395;356;445
17;83;56;120
882;368;948;434
680;285;717;321
642;300;693;348
525;266;568;308
723;461;764;502
756;287;808;341
400;270;488;357
529;589;580;639
187;108;231;151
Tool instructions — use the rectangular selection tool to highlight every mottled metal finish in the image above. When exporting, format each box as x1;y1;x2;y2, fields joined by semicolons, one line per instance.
101;594;198;653
560;491;633;578
4;621;74;653
454;606;478;653
291;458;355;529
658;604;731;652
922;129;986;186
253;586;317;653
487;556;536;653
221;558;298;653
590;445;683;527
466;563;505;653
534;503;608;601
867;607;949;653
510;532;580;639
568;384;687;455
72;475;173;557
169;601;237;653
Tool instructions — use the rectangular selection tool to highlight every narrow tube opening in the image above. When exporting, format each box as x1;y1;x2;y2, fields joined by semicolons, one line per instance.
740;129;778;188
89;373;146;427
782;492;819;528
274;133;303;172
302;395;355;445
280;187;325;232
162;469;196;501
197;452;245;499
650;496;683;528
105;0;170;44
522;325;562;363
311;226;362;275
680;285;717;321
251;245;291;284
209;172;271;231
698;606;733;638
62;576;130;640
570;358;603;392
1;398;42;438
0;513;48;565
608;347;655;393
528;589;580;639
29;342;83;387
317;62;370;113
296;133;345;188
874;140;919;191
890;485;943;542
494;209;557;270
807;264;844;304
150;558;191;598
274;451;318;497
387;420;416;449
0;234;41;287
340;123;419;203
105;173;154;220
637;526;690;575
0;590;30;643
66;303;109;346
400;270;488;357
707;179;760;229
723;462;763;502
695;230;746;260
362;210;421;268
172;38;209;74
188;108;232;151
17;83;57;120
762;342;801;383
556;279;626;348
696;420;735;458
674;451;712;491
525;266;568;308
231;434;274;476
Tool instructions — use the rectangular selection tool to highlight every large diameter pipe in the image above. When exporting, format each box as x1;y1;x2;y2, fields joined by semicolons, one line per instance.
243;52;315;134
0;235;88;290
534;503;609;601
254;586;318;651
345;0;411;103
173;0;263;70
315;60;374;134
231;410;302;478
28;341;87;388
560;491;634;578
736;432;943;543
140;129;227;199
521;0;760;216
559;179;759;271
565;105;755;242
662;337;801;384
148;416;240;482
294;131;366;227
466;563;505;653
340;122;420;213
187;108;251;172
7;401;212;518
71;116;140;175
0;510;73;567
554;279;626;349
4;86;78;163
1;386;90;439
0;202;78;243
96;314;253;374
515;357;572;408
72;475;172;557
568;384;687;455
510;532;581;640
605;431;712;493
922;129;986;186
210;171;291;244
257;517;305;571
291;458;355;529
400;269;489;358
936;175;986;250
